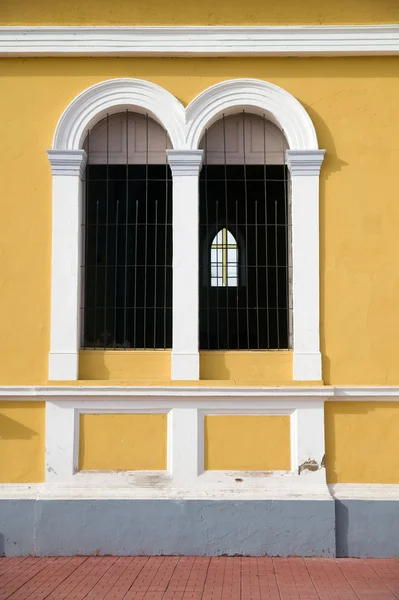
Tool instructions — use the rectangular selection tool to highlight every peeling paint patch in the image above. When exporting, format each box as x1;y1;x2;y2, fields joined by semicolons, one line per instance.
298;460;320;475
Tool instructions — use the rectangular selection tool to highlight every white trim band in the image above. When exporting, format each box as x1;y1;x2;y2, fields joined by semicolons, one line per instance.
1;26;399;57
0;385;399;399
329;484;399;501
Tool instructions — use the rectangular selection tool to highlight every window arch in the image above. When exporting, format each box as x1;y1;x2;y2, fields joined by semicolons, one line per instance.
199;112;291;351
82;111;173;350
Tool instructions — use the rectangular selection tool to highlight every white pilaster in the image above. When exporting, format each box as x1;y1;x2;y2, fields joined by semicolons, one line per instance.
167;150;203;380
292;400;326;482
45;401;78;482
168;408;200;481
287;150;325;382
47;150;87;381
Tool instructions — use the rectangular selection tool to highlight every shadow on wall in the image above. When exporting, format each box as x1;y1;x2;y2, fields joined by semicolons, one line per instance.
0;414;38;440
302;102;349;387
335;500;349;557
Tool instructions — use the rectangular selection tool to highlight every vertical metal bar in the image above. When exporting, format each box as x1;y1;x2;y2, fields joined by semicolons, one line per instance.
113;200;119;348
263;115;270;350
163;131;168;349
103;113;110;349
204;128;211;351
215;199;220;350
123;110;129;349
154;199;158;349
222;114;230;349
235;199;239;350
282;133;290;349
93;199;99;346
275;198;280;349
255;200;260;350
143;113;149;349
133;199;139;349
83;128;90;349
242;111;250;349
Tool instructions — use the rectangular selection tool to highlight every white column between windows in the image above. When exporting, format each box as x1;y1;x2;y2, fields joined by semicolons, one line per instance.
287;150;325;382
167;150;203;381
47;150;87;381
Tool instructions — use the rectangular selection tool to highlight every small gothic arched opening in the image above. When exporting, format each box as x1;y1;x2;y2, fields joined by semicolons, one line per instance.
199;111;291;351
82;111;173;350
211;228;239;288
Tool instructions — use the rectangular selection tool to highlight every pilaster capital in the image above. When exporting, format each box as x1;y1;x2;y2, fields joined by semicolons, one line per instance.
286;149;326;177
167;149;203;177
47;149;87;177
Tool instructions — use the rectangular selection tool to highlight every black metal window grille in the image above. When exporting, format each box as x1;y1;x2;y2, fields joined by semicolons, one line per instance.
81;111;173;350
199;112;292;351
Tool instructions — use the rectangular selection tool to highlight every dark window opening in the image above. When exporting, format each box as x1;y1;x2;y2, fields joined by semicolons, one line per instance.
82;113;172;350
199;163;290;351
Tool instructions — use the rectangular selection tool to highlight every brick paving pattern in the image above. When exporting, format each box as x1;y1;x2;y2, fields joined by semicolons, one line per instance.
1;557;399;599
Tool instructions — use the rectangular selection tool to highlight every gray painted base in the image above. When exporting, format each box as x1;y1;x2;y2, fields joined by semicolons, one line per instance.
336;500;399;558
0;499;335;557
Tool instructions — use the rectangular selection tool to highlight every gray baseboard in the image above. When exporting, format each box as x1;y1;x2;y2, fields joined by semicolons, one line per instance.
335;500;399;558
0;499;335;557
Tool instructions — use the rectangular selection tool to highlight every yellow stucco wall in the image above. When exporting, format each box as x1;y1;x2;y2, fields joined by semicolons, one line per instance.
79;350;172;381
325;402;399;484
79;413;167;470
204;415;291;470
200;352;293;383
2;0;398;25
0;401;45;483
1;57;399;384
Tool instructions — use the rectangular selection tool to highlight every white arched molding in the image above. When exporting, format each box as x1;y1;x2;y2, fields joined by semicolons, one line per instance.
47;78;187;381
47;77;325;382
185;79;325;381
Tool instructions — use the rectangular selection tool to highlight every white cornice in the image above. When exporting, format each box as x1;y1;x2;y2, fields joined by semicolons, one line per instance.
1;385;399;400
1;26;399;57
0;385;333;398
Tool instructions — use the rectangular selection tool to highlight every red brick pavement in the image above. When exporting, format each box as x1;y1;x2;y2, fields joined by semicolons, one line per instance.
1;557;399;600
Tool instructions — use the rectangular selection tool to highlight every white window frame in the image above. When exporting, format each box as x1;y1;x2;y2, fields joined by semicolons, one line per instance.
47;77;325;382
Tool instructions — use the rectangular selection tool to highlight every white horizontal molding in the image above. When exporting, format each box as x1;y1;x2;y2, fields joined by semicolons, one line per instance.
0;385;399;400
0;386;334;400
330;484;399;501
2;385;399;401
1;26;399;57
0;481;332;501
0;385;334;399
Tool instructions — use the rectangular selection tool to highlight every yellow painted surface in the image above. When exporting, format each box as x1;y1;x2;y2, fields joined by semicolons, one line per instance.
1;57;399;384
204;415;291;470
0;402;45;483
325;402;399;484
79;413;167;471
79;350;171;381
200;351;293;383
2;0;398;25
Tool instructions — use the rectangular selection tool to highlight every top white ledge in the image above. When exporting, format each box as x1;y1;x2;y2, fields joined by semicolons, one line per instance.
2;385;399;399
1;25;399;57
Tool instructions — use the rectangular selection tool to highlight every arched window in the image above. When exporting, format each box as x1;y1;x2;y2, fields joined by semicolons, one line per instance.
82;111;172;350
199;112;291;351
211;228;238;287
